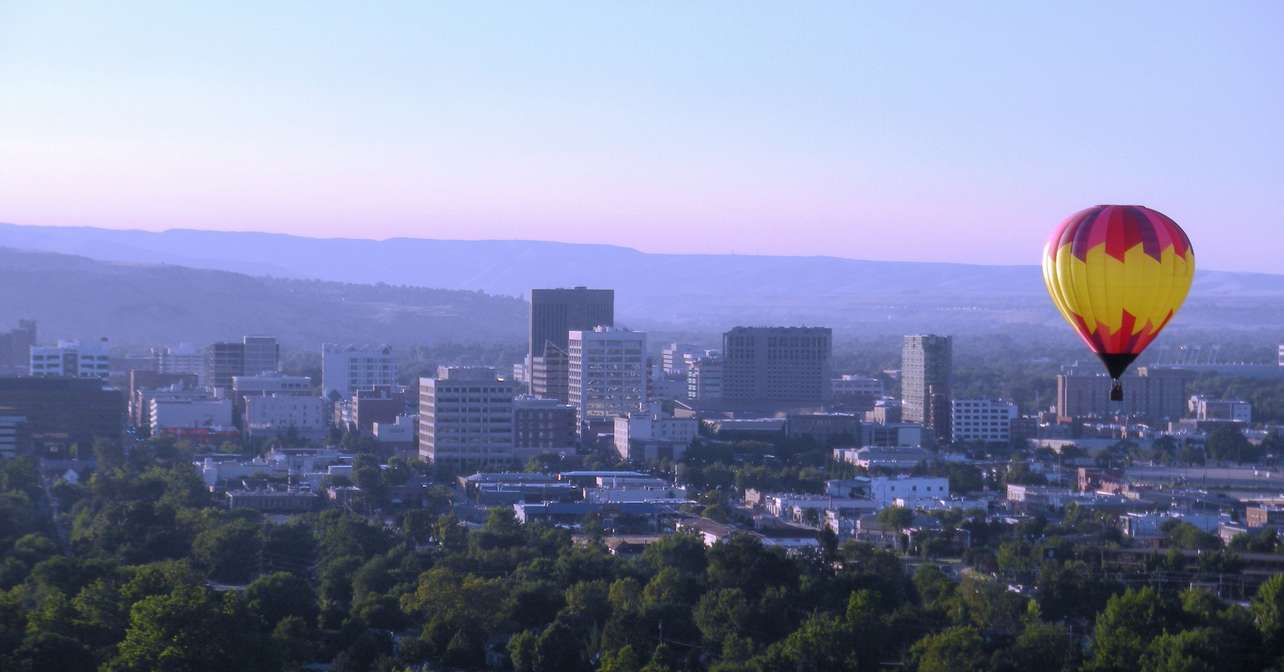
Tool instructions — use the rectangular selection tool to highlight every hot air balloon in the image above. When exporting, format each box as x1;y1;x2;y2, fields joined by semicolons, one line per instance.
1042;205;1195;401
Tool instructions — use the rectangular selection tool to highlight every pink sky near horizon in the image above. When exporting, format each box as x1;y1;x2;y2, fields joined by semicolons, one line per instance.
1;2;1281;271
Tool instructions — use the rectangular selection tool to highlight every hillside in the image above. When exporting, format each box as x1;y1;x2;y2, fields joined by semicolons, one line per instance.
0;247;526;347
0;223;1281;340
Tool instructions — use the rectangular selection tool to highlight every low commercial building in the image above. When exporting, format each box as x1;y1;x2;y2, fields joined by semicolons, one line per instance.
832;446;931;471
244;395;328;442
29;338;111;379
150;398;234;434
869;475;949;507
613;403;697;463
1246;505;1284;529
951;399;1017;444
226;489;320;512
1189;395;1252;423
786;413;862;442
512;501;667;531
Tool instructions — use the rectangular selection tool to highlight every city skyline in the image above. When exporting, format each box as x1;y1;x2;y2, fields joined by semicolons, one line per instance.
3;3;1283;272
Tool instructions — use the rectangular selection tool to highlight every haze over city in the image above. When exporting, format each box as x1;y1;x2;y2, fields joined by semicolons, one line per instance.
4;4;1284;672
3;2;1283;271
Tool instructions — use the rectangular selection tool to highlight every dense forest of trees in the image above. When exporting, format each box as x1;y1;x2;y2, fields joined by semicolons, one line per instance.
4;436;1284;671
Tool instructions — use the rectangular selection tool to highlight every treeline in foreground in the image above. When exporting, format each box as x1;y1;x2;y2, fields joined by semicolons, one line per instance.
5;446;1284;672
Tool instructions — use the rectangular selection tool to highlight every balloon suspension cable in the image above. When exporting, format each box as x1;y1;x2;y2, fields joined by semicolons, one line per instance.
1110;378;1124;402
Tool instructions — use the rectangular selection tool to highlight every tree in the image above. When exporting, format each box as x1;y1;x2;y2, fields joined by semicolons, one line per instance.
1254;574;1284;655
533;618;587;672
192;518;264;584
106;586;278;672
910;625;986;672
598;645;642;672
244;571;318;629
1205;426;1257;464
876;506;914;531
752;614;865;671
1089;587;1182;672
1139;628;1221;672
993;619;1076;672
694;588;751;650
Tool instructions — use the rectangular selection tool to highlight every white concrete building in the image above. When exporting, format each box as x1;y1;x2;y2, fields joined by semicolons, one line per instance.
419;367;515;468
1189;395;1252;423
661;342;700;376
244;395;328;441
321;344;397;399
831;374;883;397
613;403;697;463
833;445;931;470
29;339;111;379
150;398;234;433
373;414;416;444
151;344;204;377
869;475;949;507
568;327;647;426
232;372;314;398
951;399;1017;443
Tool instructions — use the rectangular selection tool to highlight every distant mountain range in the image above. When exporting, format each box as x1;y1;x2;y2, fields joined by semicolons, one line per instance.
0;246;526;348
0;222;1281;342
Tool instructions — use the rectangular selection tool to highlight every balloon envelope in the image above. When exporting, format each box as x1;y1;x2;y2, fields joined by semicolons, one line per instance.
1042;205;1195;396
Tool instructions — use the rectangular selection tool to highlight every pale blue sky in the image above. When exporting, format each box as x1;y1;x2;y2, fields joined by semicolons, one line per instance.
1;2;1281;271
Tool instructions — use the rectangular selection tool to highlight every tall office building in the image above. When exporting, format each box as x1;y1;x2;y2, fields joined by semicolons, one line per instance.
568;327;647;428
512;395;578;459
0;377;124;456
29;339;112;379
419;367;515;469
721;327;832;406
205;336;280;392
686;352;723;401
0;320;36;376
529;287;614;401
901;335;953;444
322;344;397;398
1056;366;1193;422
242;336;281;376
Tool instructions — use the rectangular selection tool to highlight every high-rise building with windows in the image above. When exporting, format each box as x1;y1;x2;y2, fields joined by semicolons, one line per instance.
205;336;281;392
720;327;832;406
686;351;723;401
568;327;647;428
242;336;280;377
1056;366;1193;422
901;335;953;444
322;344;396;399
419;367;515;469
0;320;36;376
0;377;124;456
529;287;614;401
951;399;1017;444
512;395;577;459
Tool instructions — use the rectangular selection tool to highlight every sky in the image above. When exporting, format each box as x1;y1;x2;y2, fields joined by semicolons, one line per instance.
1;2;1282;272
